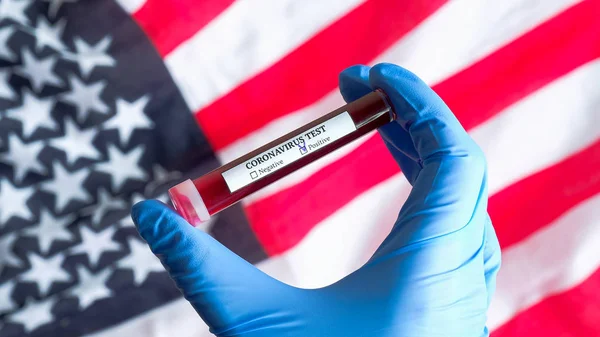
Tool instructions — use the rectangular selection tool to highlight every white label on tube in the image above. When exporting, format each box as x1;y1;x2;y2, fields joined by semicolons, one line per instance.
222;112;357;192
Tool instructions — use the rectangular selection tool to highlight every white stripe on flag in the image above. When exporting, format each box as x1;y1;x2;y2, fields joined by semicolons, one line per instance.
471;59;600;194
487;192;600;330
280;174;411;287
378;0;580;85
165;0;365;112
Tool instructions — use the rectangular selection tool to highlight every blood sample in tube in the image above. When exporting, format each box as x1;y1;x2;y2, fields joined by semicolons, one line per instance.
168;89;396;227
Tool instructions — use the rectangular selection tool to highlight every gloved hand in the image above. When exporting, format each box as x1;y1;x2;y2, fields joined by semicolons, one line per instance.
131;63;501;337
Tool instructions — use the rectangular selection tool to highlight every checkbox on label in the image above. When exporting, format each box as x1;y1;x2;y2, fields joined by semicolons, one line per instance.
250;171;258;179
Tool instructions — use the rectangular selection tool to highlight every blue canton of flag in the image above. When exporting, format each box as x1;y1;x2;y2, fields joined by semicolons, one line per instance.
0;1;264;336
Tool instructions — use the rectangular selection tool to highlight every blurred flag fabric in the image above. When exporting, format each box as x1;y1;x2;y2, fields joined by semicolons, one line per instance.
0;0;599;336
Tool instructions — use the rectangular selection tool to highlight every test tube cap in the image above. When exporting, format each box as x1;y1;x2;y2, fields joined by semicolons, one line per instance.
168;179;210;227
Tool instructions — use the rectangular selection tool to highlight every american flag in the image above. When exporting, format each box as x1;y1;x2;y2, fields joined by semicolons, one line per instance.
0;0;598;336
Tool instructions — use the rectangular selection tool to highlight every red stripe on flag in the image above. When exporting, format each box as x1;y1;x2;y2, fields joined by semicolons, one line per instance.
490;139;600;249
133;0;235;57
491;267;600;337
195;0;447;150
245;1;600;256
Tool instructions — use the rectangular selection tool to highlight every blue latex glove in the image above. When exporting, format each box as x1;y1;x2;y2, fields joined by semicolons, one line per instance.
131;63;501;337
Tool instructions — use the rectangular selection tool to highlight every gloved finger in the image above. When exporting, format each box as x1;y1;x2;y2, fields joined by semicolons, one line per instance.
368;63;487;258
483;215;501;306
379;123;422;185
338;64;372;102
131;200;288;334
339;65;422;185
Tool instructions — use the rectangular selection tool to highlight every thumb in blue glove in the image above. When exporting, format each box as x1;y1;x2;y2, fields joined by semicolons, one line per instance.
131;63;501;337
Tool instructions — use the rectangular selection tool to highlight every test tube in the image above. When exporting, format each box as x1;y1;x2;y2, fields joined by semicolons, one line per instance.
168;89;396;227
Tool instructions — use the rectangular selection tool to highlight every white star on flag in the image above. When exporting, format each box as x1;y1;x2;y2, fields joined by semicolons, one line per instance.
68;36;116;78
152;164;181;183
0;25;17;61
70;265;113;309
5;89;58;139
61;75;109;123
85;188;127;227
117;192;145;228
145;164;181;195
0;0;31;25
7;297;56;332
0;68;16;100
130;192;146;205
14;48;63;92
0;232;23;273
103;95;153;146
23;208;75;254
43;0;78;18
0;179;35;225
70;225;120;267
94;144;148;192
41;161;92;212
0;282;16;313
48;118;101;165
0;133;46;183
117;215;135;228
32;16;66;51
117;237;164;285
20;253;71;296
